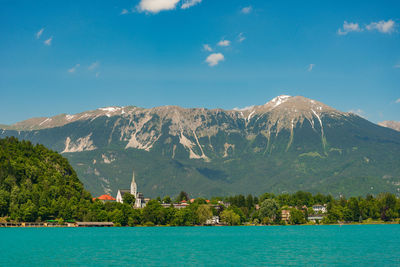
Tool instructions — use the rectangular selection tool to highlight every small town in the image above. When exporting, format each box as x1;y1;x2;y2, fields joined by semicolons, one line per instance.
2;171;398;228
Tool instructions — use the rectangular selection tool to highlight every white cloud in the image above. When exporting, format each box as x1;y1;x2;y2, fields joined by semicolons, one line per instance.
203;44;212;52
337;21;361;35
36;28;44;39
181;0;201;9
307;64;315;72
88;61;100;70
241;6;252;14
205;53;224;67
238;32;246;42
233;105;254;111
366;20;395;34
395;98;400;104
137;0;180;13
217;39;230;47
44;36;53;46
68;64;80;73
121;9;129;15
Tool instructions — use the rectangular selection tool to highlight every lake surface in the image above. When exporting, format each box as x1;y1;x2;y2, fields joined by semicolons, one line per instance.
1;225;399;266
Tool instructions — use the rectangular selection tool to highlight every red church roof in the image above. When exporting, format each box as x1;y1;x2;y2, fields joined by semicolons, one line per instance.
94;194;116;201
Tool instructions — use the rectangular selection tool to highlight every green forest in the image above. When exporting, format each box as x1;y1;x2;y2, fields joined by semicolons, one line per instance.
0;137;399;226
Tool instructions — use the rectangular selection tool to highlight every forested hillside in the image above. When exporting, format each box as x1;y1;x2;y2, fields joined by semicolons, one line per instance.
0;137;93;221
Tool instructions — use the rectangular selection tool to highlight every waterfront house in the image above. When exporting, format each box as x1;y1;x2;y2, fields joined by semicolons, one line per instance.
206;216;220;225
93;194;116;203
173;201;190;209
308;215;325;223
161;201;190;209
281;209;291;223
312;204;327;214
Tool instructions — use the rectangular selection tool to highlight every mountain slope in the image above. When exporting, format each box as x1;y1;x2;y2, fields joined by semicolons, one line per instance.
1;96;400;198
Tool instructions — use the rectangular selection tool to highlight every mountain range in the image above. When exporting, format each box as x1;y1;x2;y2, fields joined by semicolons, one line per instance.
1;95;400;198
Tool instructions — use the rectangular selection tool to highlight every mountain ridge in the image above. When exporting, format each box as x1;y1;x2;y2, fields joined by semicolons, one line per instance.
1;95;343;131
1;95;399;198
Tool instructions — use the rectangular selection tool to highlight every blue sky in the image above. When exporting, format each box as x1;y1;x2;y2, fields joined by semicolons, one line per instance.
0;0;399;124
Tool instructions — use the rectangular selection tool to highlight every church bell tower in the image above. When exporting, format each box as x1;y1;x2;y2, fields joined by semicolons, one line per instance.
130;170;137;197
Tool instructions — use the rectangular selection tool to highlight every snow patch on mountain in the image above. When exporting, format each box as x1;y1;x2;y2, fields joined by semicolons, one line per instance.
39;118;51;126
267;95;291;109
66;115;75;121
98;107;123;118
247;110;255;121
99;107;121;112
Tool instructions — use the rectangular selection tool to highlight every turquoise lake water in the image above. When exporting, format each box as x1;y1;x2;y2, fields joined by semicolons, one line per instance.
1;225;399;266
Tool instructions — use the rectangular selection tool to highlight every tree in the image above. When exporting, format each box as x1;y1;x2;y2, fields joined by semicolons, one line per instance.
220;209;240;226
259;199;280;221
123;193;135;206
0;189;10;216
246;194;254;210
325;204;343;224
176;191;189;202
163;196;172;204
128;209;142;226
347;197;360;221
20;199;36;222
97;210;108;222
197;204;212;225
378;193;398;221
171;207;196;226
142;200;164;225
110;209;125;226
289;209;306;225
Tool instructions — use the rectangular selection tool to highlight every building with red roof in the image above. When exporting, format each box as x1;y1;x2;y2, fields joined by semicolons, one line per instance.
93;194;116;202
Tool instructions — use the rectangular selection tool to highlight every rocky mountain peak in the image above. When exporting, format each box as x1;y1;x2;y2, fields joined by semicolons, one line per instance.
379;121;400;132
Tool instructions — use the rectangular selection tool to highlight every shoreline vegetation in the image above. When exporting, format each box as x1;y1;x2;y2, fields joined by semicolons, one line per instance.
1;137;400;228
1;220;399;228
1;190;399;227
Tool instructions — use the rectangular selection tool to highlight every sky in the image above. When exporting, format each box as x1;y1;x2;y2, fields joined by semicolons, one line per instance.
0;0;399;124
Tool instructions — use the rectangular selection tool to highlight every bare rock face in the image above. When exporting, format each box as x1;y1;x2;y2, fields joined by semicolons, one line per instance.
379;121;400;132
1;95;347;157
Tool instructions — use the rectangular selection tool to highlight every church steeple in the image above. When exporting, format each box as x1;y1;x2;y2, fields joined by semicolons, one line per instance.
130;170;137;197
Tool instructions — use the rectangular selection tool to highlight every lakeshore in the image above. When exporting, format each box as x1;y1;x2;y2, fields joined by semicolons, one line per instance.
1;219;398;227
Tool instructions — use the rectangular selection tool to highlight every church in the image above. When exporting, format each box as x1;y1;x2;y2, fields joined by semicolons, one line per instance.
116;170;146;209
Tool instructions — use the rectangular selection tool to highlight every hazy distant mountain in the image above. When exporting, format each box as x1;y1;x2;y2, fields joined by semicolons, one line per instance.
378;121;400;132
1;95;400;198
